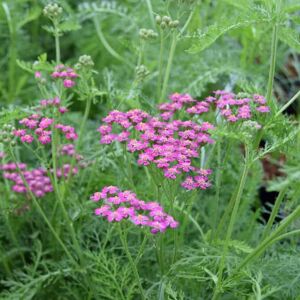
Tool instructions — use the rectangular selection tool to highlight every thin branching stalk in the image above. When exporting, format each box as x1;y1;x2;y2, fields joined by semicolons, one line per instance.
275;89;300;117
211;141;222;240
156;28;165;99
266;1;282;106
118;225;146;300
235;204;300;272
160;31;177;102
213;147;250;299
8;146;77;265
145;0;155;28
261;186;288;240
93;17;133;68
50;116;82;262
53;20;60;64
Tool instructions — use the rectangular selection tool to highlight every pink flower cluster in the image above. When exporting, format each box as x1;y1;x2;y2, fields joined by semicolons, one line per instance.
159;92;270;123
51;64;78;88
91;186;178;234
60;144;84;163
56;164;78;178
1;164;53;198
13;114;78;145
98;109;213;190
39;97;68;114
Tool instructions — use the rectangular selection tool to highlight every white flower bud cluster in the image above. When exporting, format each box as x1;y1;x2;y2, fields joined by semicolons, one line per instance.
155;15;179;30
135;65;150;81
75;55;95;69
43;3;63;19
139;28;158;40
0;124;16;145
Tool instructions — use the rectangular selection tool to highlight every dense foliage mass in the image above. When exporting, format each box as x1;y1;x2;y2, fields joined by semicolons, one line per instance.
1;0;300;299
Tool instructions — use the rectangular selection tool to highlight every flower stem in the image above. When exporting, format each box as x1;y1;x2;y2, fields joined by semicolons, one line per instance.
235;204;300;272
118;225;146;300
53;20;60;64
261;185;287;240
213;148;250;299
265;21;278;106
275;89;300;117
156;28;165;100
51;119;82;262
144;0;155;28
8;146;77;265
160;32;177;103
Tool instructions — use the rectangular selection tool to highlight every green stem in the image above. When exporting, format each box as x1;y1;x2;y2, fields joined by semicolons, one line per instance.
211;141;222;239
156;29;164;100
235;204;300;272
53;20;60;64
8;146;77;265
213;149;250;299
93;17;133;67
275;89;300;117
118;226;146;300
160;32;177;102
63;93;93;194
265;23;278;106
261;186;287;240
51;120;82;261
144;0;155;28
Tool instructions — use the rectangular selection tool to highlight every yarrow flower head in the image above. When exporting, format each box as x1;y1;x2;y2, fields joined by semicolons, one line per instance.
51;65;78;89
91;186;179;234
98;108;213;190
158;91;270;124
1;163;53;198
14;113;78;146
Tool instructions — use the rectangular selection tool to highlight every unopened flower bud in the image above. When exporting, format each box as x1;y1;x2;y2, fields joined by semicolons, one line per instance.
43;3;63;19
162;16;171;24
170;20;179;28
160;22;167;29
78;55;94;68
155;15;162;24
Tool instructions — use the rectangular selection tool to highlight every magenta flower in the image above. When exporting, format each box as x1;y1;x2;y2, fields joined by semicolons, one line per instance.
91;186;178;234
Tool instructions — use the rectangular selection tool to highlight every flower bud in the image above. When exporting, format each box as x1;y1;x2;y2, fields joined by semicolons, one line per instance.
155;15;162;24
162;16;171;24
160;22;167;29
170;20;179;28
43;3;63;19
78;55;94;68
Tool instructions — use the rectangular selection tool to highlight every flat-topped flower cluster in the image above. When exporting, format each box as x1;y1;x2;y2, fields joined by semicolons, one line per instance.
13;97;78;145
159;91;270;122
1;163;53;198
91;186;179;234
1;151;85;198
98;109;213;190
51;64;78;88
